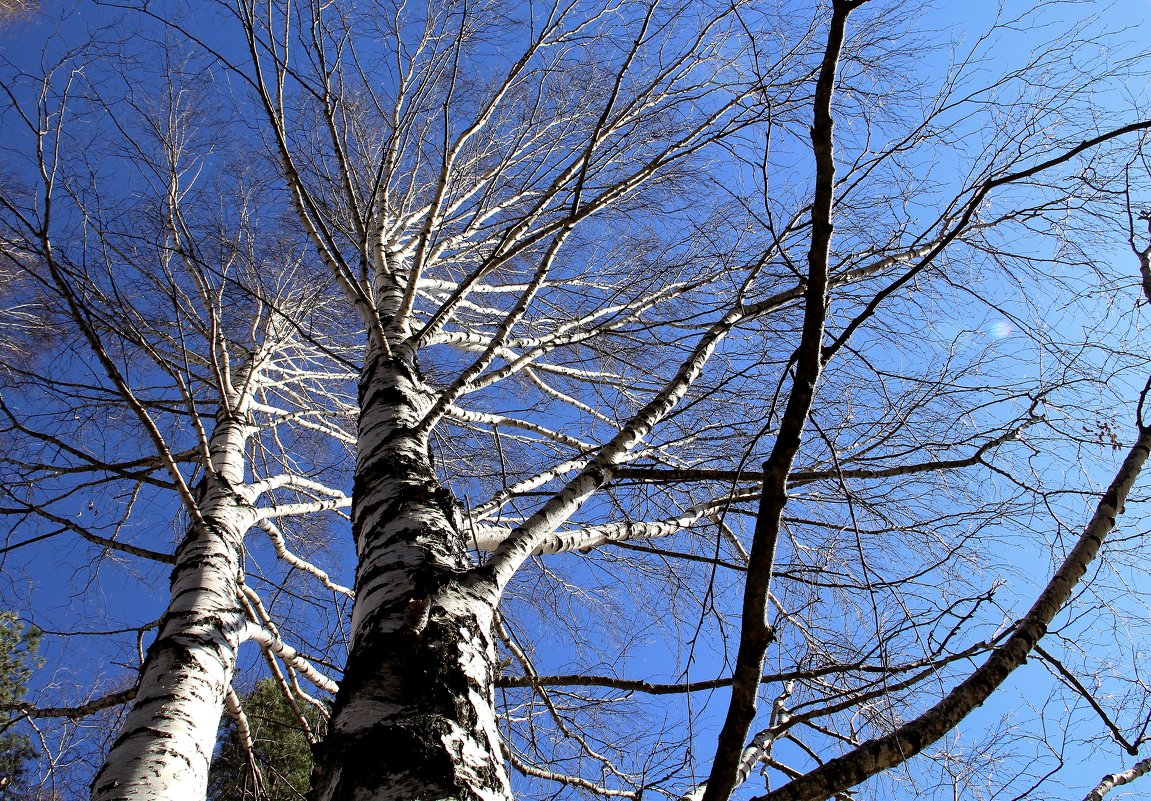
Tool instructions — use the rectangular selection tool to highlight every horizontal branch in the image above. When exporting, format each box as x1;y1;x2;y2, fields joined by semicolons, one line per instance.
0;504;174;564
614;420;1034;485
244;474;350;503
497;641;995;696
504;746;638;799
0;687;137;718
254;496;351;520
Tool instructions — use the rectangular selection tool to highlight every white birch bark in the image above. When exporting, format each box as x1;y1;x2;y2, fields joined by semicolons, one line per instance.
1083;756;1151;801
310;334;511;801
90;415;259;801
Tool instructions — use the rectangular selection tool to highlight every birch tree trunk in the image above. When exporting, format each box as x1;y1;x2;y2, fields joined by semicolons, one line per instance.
309;340;509;801
90;415;258;801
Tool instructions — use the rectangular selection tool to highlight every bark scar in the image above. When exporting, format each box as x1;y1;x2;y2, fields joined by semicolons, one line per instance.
403;597;431;635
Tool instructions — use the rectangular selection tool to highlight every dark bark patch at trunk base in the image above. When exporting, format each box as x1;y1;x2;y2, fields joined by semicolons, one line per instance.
310;589;509;801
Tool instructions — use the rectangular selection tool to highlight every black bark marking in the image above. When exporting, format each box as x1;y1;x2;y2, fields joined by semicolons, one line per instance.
313;589;504;801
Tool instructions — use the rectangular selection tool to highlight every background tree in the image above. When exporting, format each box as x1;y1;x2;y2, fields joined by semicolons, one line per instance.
2;2;1151;801
0;1;36;27
208;679;318;801
0;34;352;799
0;612;41;801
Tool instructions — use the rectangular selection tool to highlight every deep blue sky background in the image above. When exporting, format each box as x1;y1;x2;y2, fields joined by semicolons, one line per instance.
3;0;1151;799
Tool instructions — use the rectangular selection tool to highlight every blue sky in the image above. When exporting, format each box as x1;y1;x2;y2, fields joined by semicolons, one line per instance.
4;0;1151;799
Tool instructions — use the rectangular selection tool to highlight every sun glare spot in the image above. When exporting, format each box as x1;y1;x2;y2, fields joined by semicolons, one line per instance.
988;320;1013;339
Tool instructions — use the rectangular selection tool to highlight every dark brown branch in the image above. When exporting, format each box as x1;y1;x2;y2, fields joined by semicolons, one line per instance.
0;503;174;564
759;425;1151;801
0;686;137;719
823;118;1151;364
497;642;995;696
613;420;1033;485
1033;643;1138;755
700;4;857;801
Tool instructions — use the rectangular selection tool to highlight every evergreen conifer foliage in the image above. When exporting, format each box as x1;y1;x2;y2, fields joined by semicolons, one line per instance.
208;680;319;801
0;612;41;801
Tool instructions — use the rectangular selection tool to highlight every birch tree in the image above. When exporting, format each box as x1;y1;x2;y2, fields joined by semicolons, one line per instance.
0;46;352;800
4;1;1151;801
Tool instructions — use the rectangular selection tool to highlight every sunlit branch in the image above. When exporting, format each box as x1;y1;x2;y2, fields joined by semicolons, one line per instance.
255;519;354;597
241;621;339;695
1083;757;1151;801
761;422;1151;801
